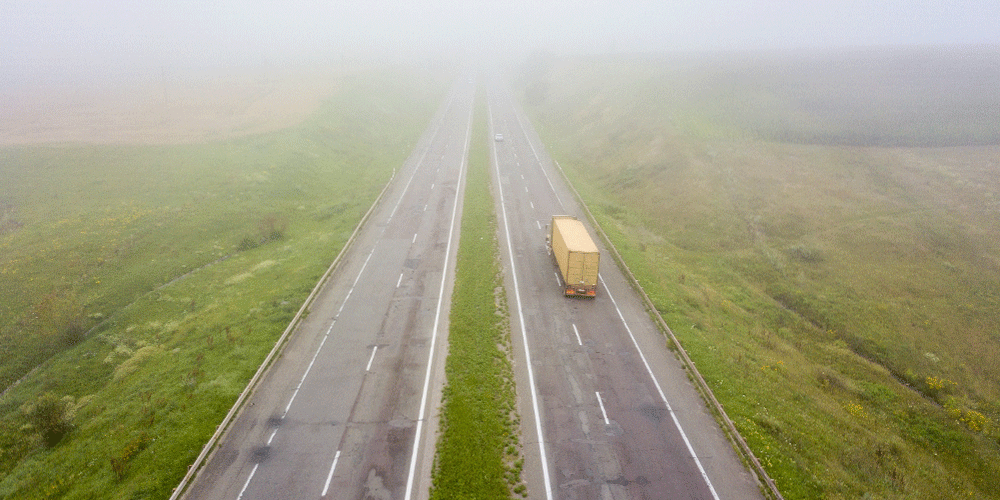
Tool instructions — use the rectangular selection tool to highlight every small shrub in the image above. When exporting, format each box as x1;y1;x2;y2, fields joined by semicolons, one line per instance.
258;214;287;242
923;375;957;401
944;399;992;434
785;244;824;264
237;235;259;252
22;392;75;447
60;318;87;348
816;367;846;392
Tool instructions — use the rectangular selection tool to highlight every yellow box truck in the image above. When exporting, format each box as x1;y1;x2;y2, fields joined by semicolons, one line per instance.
548;215;600;297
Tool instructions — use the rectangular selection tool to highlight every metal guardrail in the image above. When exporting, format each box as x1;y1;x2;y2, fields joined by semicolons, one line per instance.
170;171;396;500
551;160;784;500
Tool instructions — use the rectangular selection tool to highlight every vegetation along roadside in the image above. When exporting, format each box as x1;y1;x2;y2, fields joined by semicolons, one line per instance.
0;65;448;499
430;89;526;499
517;48;1000;499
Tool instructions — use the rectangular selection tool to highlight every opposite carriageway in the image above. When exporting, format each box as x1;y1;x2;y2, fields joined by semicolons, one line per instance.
181;77;473;500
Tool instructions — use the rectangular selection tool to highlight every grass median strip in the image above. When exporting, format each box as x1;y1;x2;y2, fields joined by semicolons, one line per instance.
430;92;526;499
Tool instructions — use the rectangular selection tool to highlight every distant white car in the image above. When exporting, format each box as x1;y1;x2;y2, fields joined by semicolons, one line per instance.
494;133;503;142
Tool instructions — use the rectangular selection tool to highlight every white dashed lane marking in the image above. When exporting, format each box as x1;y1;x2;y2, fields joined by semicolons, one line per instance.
596;392;610;426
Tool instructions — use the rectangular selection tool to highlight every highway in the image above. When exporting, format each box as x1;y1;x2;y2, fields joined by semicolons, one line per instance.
486;81;764;499
181;76;473;500
182;73;764;500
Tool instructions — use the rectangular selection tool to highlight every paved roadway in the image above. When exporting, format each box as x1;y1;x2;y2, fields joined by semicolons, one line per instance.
183;73;765;500
486;80;765;500
182;76;474;500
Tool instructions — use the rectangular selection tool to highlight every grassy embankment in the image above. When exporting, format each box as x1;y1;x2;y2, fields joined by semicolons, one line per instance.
430;91;526;498
517;48;1000;499
0;66;447;499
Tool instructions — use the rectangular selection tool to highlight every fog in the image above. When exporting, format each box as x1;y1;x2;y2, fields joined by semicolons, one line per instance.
3;1;1000;84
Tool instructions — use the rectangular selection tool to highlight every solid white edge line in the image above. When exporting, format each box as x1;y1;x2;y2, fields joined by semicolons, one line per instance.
403;89;473;500
599;274;721;500
489;96;555;500
596;391;610;426
321;450;341;497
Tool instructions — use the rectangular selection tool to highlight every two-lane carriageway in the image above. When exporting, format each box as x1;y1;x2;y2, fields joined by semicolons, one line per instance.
182;76;474;500
487;80;765;500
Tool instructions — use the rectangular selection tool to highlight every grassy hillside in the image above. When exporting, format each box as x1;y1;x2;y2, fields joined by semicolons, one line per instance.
517;47;1000;499
0;65;448;498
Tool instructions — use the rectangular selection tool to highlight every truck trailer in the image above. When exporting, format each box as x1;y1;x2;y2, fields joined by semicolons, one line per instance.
548;215;600;297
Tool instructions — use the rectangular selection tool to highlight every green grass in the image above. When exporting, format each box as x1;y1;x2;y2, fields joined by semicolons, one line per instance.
518;49;1000;499
0;65;448;498
430;89;525;499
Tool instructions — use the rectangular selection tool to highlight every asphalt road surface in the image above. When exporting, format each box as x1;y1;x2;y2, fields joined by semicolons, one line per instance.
486;80;764;500
182;76;473;500
183;73;765;500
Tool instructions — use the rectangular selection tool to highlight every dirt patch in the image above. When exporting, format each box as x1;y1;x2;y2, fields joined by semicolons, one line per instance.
0;66;340;145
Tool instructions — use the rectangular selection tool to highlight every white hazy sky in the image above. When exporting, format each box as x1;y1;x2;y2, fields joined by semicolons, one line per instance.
3;1;999;72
